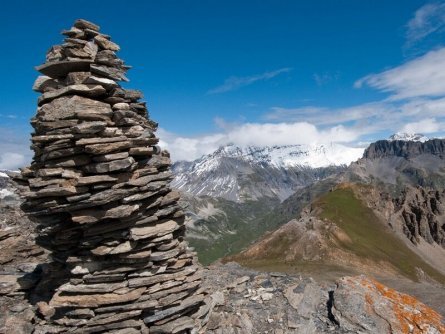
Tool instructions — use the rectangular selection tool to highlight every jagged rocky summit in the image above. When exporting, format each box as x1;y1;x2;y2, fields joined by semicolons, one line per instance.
15;19;211;333
363;138;445;159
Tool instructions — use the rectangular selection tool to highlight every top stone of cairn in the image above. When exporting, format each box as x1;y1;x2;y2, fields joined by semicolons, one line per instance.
36;18;126;80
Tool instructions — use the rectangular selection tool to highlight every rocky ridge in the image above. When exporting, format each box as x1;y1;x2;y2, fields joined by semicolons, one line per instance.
13;19;210;333
228;185;445;291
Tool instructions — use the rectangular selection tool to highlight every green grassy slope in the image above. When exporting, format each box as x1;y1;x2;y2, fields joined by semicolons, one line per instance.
315;187;445;283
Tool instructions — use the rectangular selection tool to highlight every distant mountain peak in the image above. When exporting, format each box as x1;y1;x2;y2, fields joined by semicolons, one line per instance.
199;143;364;169
172;143;364;202
388;132;428;142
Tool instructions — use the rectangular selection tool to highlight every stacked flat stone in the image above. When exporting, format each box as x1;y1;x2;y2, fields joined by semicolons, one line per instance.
20;19;211;334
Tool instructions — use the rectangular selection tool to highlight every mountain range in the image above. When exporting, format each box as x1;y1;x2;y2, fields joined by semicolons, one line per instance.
171;133;445;281
172;142;363;202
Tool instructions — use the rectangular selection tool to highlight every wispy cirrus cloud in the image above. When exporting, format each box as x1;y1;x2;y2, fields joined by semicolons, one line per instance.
207;67;292;94
266;48;445;140
406;1;445;45
401;118;442;134
264;99;445;135
264;104;385;126
313;71;340;86
354;47;445;100
0;114;18;119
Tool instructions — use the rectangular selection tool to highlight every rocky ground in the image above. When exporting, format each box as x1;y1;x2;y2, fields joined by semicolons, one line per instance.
202;262;445;334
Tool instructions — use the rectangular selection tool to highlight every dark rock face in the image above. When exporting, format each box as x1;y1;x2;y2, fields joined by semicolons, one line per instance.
348;138;445;190
363;139;445;160
394;186;445;247
16;19;209;333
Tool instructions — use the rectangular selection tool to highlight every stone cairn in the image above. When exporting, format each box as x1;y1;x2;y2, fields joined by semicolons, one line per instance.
19;19;211;333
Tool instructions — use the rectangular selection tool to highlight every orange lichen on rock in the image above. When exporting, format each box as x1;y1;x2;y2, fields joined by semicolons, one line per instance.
372;278;444;334
345;276;445;334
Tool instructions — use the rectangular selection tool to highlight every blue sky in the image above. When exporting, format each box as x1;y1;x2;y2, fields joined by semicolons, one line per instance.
1;0;445;166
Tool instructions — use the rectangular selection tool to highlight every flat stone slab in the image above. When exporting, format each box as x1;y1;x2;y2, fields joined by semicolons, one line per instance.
74;19;100;31
38;84;106;106
37;95;112;122
50;287;146;308
36;60;93;78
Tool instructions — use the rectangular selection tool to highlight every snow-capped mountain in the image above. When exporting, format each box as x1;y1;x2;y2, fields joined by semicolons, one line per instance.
189;143;365;169
388;132;428;142
172;143;364;202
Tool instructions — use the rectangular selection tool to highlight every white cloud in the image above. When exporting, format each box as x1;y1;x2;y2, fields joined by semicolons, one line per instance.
0;152;26;171
406;2;445;44
355;48;445;100
157;121;362;161
207;68;292;94
265;103;386;126
157;128;226;161
400;118;441;134
399;96;445;117
0;127;32;171
225;122;319;146
224;122;360;146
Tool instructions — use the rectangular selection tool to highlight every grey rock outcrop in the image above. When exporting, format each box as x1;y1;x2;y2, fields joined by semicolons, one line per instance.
348;139;445;189
16;19;210;333
363;139;445;160
394;186;445;247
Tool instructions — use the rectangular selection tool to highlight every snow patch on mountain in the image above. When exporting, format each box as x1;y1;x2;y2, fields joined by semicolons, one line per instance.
389;133;428;142
0;189;14;200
